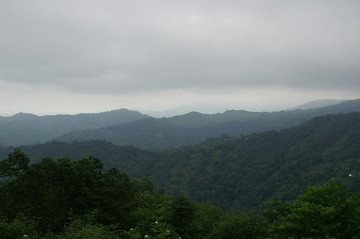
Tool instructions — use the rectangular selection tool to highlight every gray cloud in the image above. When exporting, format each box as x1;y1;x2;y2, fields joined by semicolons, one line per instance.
1;0;360;96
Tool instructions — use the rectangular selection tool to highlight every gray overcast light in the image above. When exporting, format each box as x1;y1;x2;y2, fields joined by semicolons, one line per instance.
1;0;360;116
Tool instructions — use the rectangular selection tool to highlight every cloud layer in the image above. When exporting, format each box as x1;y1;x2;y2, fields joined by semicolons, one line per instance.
1;1;360;114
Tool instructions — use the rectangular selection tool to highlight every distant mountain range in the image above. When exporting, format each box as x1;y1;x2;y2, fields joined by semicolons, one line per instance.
0;109;148;146
141;102;242;117
143;99;347;117
55;98;360;150
0;99;359;149
1;111;359;212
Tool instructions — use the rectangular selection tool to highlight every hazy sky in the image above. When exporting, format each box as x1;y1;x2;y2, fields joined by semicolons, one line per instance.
1;0;360;116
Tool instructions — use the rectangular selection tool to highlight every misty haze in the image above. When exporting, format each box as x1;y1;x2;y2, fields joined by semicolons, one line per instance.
1;1;360;238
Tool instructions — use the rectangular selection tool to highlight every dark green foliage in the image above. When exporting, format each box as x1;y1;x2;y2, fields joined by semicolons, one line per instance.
98;167;135;226
209;211;269;239
168;195;196;238
0;148;29;179
194;202;225;237
0;150;202;238
0;151;138;234
1;112;360;213
55;213;121;239
0;213;39;239
267;179;360;238
150;112;360;211
1;150;360;238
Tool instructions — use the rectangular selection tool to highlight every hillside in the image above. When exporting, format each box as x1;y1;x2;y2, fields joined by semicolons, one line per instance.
1;99;359;149
0;109;149;146
55;118;209;151
55;99;360;150
156;112;360;211
1;111;359;212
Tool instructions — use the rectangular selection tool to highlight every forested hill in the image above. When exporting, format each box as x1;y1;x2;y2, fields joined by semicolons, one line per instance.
0;109;149;146
56;99;360;150
156;112;360;211
1;98;359;149
1;112;359;212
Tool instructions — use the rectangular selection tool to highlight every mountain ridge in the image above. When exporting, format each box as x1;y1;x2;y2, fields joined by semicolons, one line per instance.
0;109;149;146
55;99;360;150
1;111;359;212
1;98;359;149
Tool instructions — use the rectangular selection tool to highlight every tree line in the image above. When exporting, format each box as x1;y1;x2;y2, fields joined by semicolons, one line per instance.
1;150;360;238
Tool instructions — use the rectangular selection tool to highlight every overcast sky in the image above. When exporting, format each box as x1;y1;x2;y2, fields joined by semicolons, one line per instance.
1;0;360;116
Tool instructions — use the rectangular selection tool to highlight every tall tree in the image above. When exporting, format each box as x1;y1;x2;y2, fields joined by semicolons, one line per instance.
0;148;29;180
167;195;196;238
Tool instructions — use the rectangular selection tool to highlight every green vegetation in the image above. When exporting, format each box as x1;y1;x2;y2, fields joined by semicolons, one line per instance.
266;180;360;238
1;108;360;237
154;112;360;211
1;150;360;238
3;112;359;212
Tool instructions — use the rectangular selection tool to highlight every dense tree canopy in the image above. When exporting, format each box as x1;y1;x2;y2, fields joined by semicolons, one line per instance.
1;150;360;238
267;180;360;238
1;111;360;238
0;151;139;235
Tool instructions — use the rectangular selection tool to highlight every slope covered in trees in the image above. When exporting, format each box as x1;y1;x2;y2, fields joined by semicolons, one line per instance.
153;112;360;211
0;109;149;146
55;99;360;150
1;151;360;238
1;99;359;150
1;112;360;213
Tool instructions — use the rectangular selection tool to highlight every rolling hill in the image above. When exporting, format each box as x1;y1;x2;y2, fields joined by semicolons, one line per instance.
55;99;360;150
1;99;359;150
0;109;149;146
1;111;359;212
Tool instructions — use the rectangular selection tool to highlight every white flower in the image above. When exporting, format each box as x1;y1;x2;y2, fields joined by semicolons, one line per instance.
144;235;149;238
155;221;158;224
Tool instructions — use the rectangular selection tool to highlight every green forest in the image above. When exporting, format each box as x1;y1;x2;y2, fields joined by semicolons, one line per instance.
1;150;360;238
54;99;360;151
2;112;360;213
1;109;360;238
